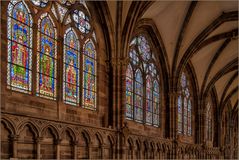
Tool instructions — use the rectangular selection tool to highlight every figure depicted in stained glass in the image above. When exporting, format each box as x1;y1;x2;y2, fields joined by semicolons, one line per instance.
126;35;160;125
177;72;192;135
8;1;32;93
83;39;96;109
40;45;54;95
37;14;57;99
63;28;79;105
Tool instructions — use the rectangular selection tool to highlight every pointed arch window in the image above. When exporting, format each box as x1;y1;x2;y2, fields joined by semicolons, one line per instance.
63;28;80;105
126;35;161;126
134;69;143;122
126;64;133;119
206;101;213;141
177;72;192;136
36;13;57;100
7;0;33;93
82;39;97;110
6;1;98;110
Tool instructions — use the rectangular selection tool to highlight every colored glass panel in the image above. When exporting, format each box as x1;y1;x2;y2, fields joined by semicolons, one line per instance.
83;39;96;110
73;9;91;33
37;14;57;100
138;36;150;61
31;0;48;7
178;96;182;133
63;28;80;105
7;1;32;93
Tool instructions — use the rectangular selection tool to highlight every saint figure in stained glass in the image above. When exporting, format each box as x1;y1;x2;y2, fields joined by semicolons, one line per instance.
7;0;32;93
83;39;96;109
37;14;57;99
63;28;80;105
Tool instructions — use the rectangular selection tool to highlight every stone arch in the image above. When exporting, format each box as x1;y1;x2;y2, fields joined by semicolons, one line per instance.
95;132;103;145
1;118;16;135
1;119;14;159
143;140;149;159
104;134;114;159
135;138;141;159
17;122;38;159
149;141;155;159
81;129;91;145
91;132;103;159
60;127;76;142
17;121;39;137
60;127;76;159
40;125;59;159
41;125;59;140
126;137;134;159
77;130;91;159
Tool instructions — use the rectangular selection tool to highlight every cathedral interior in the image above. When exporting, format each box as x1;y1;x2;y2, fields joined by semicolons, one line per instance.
0;0;238;159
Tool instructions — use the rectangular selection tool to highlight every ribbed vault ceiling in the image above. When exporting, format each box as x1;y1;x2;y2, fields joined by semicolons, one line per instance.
107;1;238;112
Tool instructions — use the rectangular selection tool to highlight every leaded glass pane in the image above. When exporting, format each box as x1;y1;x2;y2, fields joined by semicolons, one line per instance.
73;9;91;34
82;39;96;110
37;14;57;100
7;1;32;94
178;96;182;133
63;28;80;105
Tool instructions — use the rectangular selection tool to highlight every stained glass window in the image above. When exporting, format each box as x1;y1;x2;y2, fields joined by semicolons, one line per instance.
82;39;96;110
126;65;133;119
206;101;213;141
177;72;192;136
177;95;182;133
63;28;80;105
153;80;160;126
30;0;48;7
134;70;143;122
36;13;57;100
126;35;160;126
72;9;91;34
7;0;33;93
146;76;153;124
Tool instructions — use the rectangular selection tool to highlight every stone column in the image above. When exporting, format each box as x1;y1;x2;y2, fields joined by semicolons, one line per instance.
36;137;43;159
101;145;105;159
88;143;92;159
11;135;19;158
55;139;61;159
73;141;78;159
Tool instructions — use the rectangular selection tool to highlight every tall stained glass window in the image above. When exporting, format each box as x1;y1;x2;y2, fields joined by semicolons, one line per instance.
82;39;97;110
177;72;192;136
206;101;213;141
7;0;33;93
126;35;160;126
63;28;80;105
126;65;133;119
36;13;57;100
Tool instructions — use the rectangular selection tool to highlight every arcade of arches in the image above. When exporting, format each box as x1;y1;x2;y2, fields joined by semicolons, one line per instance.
1;1;238;159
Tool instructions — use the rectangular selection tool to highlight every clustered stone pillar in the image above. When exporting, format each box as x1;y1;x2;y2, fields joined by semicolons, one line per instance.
73;141;78;159
55;139;61;159
11;135;19;158
36;137;43;159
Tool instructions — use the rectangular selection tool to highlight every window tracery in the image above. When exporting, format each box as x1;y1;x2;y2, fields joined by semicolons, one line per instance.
7;0;98;110
7;0;33;93
126;35;160;126
177;72;192;136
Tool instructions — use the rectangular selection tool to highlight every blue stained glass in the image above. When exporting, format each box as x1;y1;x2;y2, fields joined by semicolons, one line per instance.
84;57;95;74
41;36;54;57
41;17;55;37
84;40;95;58
12;22;28;46
66;50;78;67
12;2;29;25
8;1;32;93
135;70;142;83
